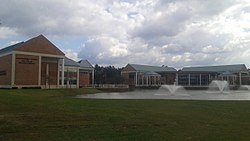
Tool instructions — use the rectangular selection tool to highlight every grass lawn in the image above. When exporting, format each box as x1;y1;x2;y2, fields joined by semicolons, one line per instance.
1;88;250;141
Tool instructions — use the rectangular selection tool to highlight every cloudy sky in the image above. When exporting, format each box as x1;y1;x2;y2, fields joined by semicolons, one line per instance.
1;0;250;69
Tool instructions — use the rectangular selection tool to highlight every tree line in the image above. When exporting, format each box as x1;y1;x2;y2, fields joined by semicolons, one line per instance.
94;64;124;84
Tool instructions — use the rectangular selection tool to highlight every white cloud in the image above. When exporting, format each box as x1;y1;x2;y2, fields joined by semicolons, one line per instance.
62;49;80;61
78;35;129;65
1;0;250;68
0;27;17;39
202;45;221;53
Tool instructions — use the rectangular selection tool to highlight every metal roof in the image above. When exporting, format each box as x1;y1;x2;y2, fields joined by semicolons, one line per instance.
59;58;94;69
78;60;94;69
0;42;24;55
59;57;79;67
144;71;161;76
181;64;247;73
129;64;177;72
219;71;237;76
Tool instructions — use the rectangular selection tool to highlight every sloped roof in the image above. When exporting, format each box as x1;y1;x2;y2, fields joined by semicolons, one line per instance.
0;35;64;56
60;57;79;67
78;60;94;69
0;42;24;55
144;71;161;76
219;71;237;76
181;64;248;73
128;64;177;72
59;58;94;68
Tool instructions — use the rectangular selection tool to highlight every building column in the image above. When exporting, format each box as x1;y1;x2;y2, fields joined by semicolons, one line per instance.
239;71;242;86
38;56;41;86
200;74;202;86
92;69;95;87
175;73;178;85
188;73;191;86
135;72;138;86
61;58;65;87
11;53;16;87
66;68;69;88
154;76;156;86
57;59;60;88
156;76;158;85
233;76;236;85
77;68;80;88
208;74;211;84
146;76;149;86
46;63;49;88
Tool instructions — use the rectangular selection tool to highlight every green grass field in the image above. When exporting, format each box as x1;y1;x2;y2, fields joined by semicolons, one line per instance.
1;88;250;141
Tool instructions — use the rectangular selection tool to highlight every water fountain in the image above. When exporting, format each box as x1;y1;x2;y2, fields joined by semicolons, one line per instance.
208;80;229;93
156;85;187;96
76;80;250;100
239;85;250;91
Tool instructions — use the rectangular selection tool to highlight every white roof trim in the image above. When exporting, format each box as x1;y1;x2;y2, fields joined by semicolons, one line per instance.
13;51;65;58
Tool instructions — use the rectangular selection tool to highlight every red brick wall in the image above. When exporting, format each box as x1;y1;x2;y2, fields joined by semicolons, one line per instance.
121;72;135;85
41;62;58;85
79;72;90;87
14;35;64;56
121;64;136;85
15;54;39;85
0;55;12;85
160;73;176;85
121;64;135;72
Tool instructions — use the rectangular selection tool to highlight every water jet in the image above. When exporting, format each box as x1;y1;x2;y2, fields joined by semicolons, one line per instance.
208;80;229;93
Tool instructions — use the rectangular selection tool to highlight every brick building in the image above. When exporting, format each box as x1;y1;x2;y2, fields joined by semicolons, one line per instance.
177;64;249;87
78;60;94;87
0;35;93;89
121;64;177;87
60;58;94;88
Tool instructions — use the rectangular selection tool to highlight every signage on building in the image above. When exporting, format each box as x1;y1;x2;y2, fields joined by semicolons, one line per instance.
16;57;37;64
0;70;6;76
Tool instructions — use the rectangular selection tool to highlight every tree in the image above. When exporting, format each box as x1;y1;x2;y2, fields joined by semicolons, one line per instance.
94;64;124;84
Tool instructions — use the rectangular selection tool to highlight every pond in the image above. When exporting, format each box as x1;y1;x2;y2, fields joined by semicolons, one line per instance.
76;89;250;101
